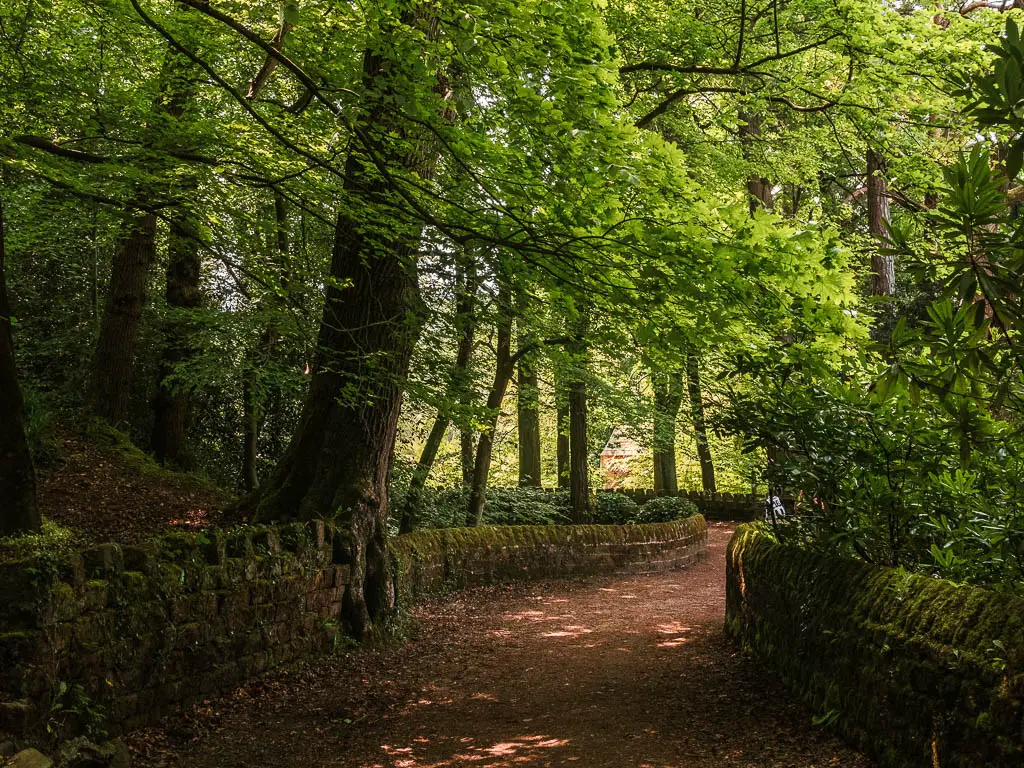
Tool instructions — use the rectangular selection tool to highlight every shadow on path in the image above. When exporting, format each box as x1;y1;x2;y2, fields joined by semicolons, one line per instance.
131;522;871;767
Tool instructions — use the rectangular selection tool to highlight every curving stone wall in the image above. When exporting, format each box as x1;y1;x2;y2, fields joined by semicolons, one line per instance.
726;523;1024;768
0;516;707;746
393;516;707;603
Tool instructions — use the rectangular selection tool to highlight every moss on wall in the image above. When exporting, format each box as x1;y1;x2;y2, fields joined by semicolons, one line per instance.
0;515;707;747
393;516;708;605
726;524;1024;768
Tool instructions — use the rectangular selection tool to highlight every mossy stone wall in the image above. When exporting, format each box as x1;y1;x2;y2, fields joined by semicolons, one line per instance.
393;516;707;604
0;521;347;744
0;516;707;746
726;524;1024;768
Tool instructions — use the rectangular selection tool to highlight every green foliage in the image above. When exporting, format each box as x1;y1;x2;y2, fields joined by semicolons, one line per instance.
48;681;107;739
0;519;81;566
395;486;571;530
592;492;640;524
631;496;699;525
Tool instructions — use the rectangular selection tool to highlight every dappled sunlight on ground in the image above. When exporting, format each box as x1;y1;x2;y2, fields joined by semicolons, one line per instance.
130;523;872;768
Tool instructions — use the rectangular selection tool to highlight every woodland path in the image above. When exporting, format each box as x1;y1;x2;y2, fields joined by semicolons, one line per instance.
131;523;871;767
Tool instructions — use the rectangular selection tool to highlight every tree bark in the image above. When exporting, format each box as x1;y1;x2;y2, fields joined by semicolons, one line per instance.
517;346;541;487
467;279;514;526
686;353;716;493
652;370;683;493
0;195;40;536
151;214;202;466
555;372;570;489
248;17;447;638
741;111;773;214
568;376;590;522
85;212;158;425
460;430;475;485
241;376;260;492
867;148;895;297
86;25;198;427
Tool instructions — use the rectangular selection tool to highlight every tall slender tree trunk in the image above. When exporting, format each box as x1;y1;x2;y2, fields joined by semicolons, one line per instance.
0;195;40;535
241;377;260;492
567;315;590;522
652;370;682;493
568;377;589;522
399;252;478;533
517;346;541;487
248;17;448;638
241;193;290;491
151;214;202;466
555;372;570;489
867;148;895;297
86;25;198;427
467;279;513;526
85;212;158;425
460;430;475;485
686;353;716;493
740;111;773;214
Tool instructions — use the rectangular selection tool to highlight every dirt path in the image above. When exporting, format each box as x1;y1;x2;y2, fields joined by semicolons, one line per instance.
131;523;871;767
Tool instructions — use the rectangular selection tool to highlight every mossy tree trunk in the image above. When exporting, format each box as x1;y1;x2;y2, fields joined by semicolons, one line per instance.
248;14;447;639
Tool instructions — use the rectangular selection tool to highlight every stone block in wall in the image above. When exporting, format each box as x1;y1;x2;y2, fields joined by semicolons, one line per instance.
726;524;1024;768
81;545;123;578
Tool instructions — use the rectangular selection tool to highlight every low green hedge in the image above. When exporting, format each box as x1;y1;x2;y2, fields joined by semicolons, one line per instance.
726;523;1024;768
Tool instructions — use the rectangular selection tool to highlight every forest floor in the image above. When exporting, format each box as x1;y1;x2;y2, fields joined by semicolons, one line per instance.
127;523;872;768
36;426;239;545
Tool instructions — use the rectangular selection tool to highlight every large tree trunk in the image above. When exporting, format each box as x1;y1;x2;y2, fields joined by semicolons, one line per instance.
151;214;202;466
652;370;683;493
0;196;40;536
399;252;478;532
517;347;541;487
867;148;895;297
686;353;716;493
467;279;513;526
248;19;447;637
85;212;158;425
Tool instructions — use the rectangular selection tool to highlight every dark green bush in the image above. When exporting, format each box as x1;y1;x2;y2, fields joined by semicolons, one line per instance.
396;486;571;530
481;487;570;525
631;496;699;524
593;492;640;524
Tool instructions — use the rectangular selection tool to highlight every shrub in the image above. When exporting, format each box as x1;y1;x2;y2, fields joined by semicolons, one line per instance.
593;492;640;524
396;486;571;530
482;487;570;526
631;496;699;524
